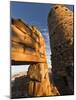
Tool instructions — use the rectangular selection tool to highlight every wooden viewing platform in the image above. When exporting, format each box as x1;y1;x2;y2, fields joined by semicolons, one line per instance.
11;19;46;65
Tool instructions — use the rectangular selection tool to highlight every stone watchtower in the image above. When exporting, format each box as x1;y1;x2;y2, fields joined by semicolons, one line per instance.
48;5;74;95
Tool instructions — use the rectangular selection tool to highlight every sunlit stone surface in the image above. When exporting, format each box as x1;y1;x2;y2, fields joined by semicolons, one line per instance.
11;18;59;98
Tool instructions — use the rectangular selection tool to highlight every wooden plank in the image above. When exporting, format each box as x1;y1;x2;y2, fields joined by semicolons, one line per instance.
11;20;46;64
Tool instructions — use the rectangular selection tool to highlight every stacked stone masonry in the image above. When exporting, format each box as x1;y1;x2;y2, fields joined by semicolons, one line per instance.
11;18;59;98
48;5;74;95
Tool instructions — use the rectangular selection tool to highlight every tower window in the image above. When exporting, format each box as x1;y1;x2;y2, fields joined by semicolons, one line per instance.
65;8;68;11
54;6;58;9
66;66;72;76
63;76;68;86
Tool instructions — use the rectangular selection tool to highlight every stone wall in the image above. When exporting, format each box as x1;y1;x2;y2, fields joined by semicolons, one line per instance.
11;75;29;98
48;5;74;95
11;18;59;98
27;26;59;96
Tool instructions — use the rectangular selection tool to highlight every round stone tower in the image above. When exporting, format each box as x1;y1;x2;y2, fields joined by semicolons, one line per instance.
48;5;74;95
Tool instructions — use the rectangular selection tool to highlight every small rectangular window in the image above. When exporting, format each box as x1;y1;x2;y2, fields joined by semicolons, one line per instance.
55;6;58;9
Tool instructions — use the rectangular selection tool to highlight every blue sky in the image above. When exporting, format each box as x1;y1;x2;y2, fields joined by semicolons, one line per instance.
10;2;51;30
10;1;74;75
10;2;73;31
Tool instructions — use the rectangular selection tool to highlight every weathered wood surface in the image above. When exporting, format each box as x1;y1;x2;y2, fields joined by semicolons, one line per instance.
11;19;46;64
11;18;59;97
